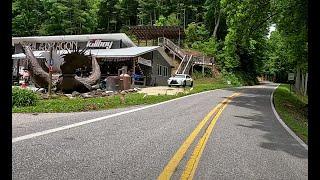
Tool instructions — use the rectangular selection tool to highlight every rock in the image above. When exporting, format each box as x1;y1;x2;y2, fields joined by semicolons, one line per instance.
65;94;73;98
37;88;46;93
81;93;93;98
97;89;104;93
91;84;100;90
41;94;49;99
128;89;135;92
71;91;81;97
120;90;126;95
105;91;114;96
51;94;59;99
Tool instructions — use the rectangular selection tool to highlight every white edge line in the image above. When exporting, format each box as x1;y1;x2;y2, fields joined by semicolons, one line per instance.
13;87;231;143
270;84;308;150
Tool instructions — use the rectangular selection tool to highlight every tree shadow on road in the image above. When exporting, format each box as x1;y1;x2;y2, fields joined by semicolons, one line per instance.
221;83;307;159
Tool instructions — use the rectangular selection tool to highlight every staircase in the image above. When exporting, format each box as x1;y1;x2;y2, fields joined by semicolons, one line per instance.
158;37;214;75
158;37;186;60
175;55;194;74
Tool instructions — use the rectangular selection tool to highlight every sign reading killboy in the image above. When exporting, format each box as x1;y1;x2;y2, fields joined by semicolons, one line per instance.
86;40;113;49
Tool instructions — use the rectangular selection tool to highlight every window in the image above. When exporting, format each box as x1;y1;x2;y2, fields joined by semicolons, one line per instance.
157;64;168;77
157;64;160;75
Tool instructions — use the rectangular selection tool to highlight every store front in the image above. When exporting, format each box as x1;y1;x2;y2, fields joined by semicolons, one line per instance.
12;33;173;87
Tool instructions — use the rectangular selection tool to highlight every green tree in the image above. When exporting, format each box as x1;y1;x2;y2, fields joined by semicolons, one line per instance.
97;0;118;32
204;0;227;40
155;13;181;26
185;22;210;48
218;0;271;84
118;0;139;27
12;0;44;36
39;0;97;35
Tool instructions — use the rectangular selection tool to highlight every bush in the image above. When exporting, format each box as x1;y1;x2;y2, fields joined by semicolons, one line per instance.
221;71;258;86
12;87;39;107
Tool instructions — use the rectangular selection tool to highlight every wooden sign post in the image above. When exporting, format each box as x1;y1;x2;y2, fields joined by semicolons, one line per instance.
288;73;295;93
48;47;53;96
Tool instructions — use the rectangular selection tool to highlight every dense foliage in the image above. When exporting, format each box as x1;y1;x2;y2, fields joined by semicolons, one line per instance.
12;87;39;107
12;0;307;86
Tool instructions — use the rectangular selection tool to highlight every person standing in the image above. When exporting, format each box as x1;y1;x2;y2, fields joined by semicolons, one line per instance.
20;68;30;88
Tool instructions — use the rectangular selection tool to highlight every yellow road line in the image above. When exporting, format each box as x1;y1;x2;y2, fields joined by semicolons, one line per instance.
180;92;241;180
157;92;240;180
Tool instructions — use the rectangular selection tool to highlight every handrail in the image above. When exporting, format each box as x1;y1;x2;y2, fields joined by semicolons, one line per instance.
159;37;186;60
175;55;187;74
182;55;193;74
158;37;215;75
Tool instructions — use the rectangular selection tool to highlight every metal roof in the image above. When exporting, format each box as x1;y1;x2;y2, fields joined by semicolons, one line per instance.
12;46;160;59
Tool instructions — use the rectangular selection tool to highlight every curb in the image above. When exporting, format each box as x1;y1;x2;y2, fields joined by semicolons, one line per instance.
270;84;308;150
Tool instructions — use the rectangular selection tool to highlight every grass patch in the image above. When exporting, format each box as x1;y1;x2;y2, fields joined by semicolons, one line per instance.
13;75;235;113
273;84;308;143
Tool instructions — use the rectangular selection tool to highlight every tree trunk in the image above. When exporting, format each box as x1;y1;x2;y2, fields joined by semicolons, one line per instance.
295;66;301;93
212;11;221;38
107;17;110;32
304;73;308;96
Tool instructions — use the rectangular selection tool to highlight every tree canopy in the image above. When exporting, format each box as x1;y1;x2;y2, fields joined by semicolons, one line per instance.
12;0;307;85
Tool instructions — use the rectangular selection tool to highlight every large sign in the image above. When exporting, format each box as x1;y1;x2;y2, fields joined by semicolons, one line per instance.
19;39;114;52
138;57;152;67
21;41;78;51
86;40;113;49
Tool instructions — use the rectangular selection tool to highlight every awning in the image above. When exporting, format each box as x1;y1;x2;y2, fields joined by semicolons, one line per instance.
12;46;160;59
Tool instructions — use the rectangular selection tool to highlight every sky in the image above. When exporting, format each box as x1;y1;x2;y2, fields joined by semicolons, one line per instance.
267;24;276;38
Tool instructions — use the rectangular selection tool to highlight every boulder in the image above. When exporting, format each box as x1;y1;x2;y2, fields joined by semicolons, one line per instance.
81;93;93;98
71;91;81;97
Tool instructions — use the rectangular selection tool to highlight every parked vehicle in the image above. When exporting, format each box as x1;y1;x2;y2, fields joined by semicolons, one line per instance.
167;74;193;87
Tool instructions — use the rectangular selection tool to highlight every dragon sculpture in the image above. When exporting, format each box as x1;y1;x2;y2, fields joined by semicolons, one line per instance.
23;45;101;93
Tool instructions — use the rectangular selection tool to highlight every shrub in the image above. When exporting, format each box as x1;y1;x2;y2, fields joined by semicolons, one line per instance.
221;71;258;86
12;87;39;107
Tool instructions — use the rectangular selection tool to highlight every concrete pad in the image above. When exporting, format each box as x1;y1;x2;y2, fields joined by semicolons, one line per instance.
138;86;185;95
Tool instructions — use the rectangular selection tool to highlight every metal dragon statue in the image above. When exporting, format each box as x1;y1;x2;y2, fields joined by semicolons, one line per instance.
23;45;101;93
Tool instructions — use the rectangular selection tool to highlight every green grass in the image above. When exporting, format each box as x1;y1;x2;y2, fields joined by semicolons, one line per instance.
273;84;308;143
12;76;235;113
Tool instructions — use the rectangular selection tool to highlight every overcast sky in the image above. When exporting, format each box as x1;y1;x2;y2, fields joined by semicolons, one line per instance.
267;24;276;38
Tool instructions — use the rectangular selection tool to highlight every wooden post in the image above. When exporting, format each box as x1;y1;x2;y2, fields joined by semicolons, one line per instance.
191;64;194;75
202;56;205;77
48;47;53;96
178;28;181;47
132;58;136;87
16;59;20;84
212;63;214;78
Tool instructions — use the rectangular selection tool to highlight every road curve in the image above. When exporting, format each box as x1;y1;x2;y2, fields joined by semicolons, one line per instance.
12;82;307;179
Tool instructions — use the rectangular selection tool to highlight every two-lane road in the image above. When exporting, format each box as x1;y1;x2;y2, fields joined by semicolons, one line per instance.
12;82;307;179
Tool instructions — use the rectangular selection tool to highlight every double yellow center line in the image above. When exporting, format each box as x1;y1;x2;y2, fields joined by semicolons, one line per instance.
158;92;241;180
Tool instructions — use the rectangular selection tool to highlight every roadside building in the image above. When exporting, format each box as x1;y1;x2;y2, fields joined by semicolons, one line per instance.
11;33;174;87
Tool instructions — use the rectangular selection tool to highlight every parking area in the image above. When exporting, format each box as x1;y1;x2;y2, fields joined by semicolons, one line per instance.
137;86;185;95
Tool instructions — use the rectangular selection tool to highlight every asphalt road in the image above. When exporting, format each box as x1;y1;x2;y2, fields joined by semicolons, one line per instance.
12;82;308;180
